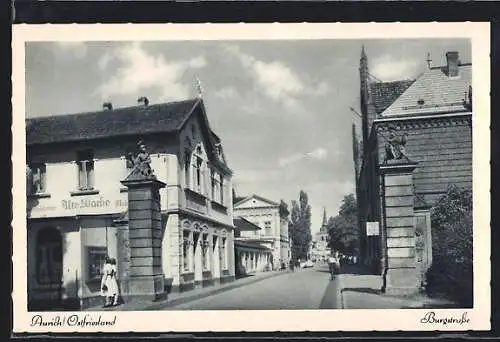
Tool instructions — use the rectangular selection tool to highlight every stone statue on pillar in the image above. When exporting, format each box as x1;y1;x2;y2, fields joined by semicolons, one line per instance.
125;141;156;180
383;125;410;164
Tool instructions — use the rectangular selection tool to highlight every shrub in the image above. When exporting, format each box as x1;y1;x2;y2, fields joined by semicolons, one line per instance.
426;185;473;307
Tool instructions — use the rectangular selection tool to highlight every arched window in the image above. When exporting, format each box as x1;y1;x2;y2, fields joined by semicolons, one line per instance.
36;227;63;285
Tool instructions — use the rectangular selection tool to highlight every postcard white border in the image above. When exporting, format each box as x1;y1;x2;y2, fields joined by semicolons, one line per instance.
12;22;491;333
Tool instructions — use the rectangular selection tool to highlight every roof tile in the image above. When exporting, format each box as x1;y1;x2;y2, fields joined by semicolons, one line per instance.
380;64;472;117
370;80;415;115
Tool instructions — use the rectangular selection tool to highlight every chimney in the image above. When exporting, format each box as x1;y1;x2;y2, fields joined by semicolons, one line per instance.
137;96;149;106
102;102;113;110
446;51;459;77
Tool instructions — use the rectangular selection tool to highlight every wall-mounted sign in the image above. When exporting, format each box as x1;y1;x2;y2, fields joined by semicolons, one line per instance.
29;193;129;219
62;197;128;210
366;222;380;236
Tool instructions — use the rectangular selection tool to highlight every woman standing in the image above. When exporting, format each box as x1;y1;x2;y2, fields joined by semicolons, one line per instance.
101;257;119;307
110;258;120;306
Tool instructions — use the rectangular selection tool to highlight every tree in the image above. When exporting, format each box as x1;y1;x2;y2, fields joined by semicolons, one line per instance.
289;191;312;261
426;185;473;306
279;199;289;218
327;193;360;255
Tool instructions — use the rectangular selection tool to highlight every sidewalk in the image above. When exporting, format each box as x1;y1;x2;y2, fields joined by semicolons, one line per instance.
338;264;458;309
84;270;286;311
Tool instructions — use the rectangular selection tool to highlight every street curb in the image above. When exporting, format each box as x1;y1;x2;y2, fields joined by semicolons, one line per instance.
144;271;287;310
337;275;345;309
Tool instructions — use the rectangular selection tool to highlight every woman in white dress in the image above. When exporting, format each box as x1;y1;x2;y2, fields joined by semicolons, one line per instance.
101;257;119;307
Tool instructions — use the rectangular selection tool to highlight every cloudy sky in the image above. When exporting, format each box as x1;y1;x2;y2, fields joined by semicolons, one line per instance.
25;38;471;234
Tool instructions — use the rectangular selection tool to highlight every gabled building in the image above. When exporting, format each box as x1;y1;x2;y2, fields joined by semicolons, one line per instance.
26;97;236;310
233;195;291;270
354;48;472;293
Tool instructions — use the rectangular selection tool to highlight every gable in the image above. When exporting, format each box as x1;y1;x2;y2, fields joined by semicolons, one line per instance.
179;100;232;175
234;195;279;209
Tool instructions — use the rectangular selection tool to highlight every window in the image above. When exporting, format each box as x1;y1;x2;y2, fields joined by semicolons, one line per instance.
28;163;46;194
221;237;228;270
202;234;209;271
264;221;272;235
193;157;203;192
36;228;63;285
212;235;218;252
219;174;224;204
184;151;191;188
182;230;191;272
77;150;95;191
211;170;219;200
212;170;224;202
87;246;108;282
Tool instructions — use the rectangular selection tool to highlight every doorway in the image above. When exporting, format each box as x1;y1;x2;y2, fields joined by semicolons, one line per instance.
30;227;63;310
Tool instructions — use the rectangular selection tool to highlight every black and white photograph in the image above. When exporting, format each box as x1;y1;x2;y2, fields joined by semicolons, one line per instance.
12;23;490;332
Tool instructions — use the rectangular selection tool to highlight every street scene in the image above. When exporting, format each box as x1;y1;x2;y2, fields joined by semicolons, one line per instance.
24;37;473;312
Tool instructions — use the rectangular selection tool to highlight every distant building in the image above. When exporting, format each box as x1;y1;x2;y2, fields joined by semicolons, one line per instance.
233;217;272;277
310;208;330;261
26;97;236;309
233;195;291;270
354;48;472;293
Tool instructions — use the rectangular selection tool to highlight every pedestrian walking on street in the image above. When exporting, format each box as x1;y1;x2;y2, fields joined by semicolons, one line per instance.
289;259;295;272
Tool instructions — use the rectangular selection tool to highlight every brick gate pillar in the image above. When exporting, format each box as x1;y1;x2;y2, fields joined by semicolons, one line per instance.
380;160;420;295
120;177;166;301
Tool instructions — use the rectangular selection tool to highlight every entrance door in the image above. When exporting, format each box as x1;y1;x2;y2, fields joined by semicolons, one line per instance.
33;227;63;310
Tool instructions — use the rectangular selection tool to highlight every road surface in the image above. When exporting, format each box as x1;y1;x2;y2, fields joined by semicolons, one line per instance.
166;262;340;310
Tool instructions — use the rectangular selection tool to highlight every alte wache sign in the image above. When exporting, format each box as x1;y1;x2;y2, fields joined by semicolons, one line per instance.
61;197;128;210
28;194;129;218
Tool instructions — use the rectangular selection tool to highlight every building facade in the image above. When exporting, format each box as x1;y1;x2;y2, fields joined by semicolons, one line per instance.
233;195;291;270
233;217;273;277
26;97;236;310
354;48;472;293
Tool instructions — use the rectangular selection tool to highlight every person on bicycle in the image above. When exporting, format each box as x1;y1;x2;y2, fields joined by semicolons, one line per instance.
327;252;339;280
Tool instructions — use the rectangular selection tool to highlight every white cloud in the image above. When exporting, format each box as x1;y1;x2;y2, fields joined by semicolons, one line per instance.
371;55;420;82
54;42;88;59
95;42;206;101
214;87;238;100
307;147;328;160
225;45;327;110
278;147;329;167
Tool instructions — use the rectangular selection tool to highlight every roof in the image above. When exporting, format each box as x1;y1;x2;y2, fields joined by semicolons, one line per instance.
233;194;280;208
380;64;472;117
370;80;415;115
26;99;199;146
234;217;261;232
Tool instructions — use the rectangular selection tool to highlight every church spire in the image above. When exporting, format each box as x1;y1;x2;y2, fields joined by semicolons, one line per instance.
320;207;328;232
